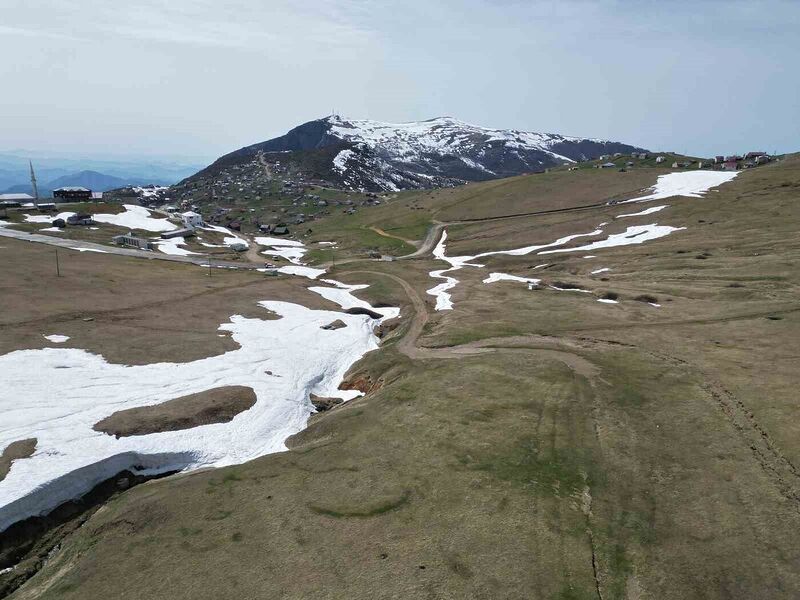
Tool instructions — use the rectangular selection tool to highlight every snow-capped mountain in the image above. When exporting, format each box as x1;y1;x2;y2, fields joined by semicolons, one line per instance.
192;115;646;192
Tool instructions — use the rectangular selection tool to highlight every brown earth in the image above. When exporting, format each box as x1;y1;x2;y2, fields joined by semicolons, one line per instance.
5;158;800;600
93;386;257;438
0;439;37;483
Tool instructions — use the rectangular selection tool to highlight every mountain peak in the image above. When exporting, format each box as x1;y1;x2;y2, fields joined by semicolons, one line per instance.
193;116;646;192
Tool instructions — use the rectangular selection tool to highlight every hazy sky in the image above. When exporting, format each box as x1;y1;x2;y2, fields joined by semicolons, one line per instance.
2;0;798;160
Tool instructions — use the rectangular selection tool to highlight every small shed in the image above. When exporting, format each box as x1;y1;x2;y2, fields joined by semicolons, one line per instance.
655;156;665;163
67;213;94;226
112;233;153;250
722;160;738;171
161;228;196;240
600;162;616;169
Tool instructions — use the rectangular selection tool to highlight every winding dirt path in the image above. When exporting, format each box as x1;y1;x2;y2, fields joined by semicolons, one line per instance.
368;226;416;245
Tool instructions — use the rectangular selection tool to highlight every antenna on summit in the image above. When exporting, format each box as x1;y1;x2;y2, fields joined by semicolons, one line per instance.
29;160;39;209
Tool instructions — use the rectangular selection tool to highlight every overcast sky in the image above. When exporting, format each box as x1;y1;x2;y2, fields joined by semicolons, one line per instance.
2;0;798;160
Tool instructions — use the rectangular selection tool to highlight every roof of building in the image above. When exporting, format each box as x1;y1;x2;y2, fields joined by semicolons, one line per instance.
0;193;34;201
181;211;201;217
54;186;91;192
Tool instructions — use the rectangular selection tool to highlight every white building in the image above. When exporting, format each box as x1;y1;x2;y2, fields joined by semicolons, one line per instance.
655;156;665;163
181;211;204;229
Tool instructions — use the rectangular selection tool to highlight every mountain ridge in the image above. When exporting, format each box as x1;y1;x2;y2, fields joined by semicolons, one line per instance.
185;115;647;192
3;170;174;196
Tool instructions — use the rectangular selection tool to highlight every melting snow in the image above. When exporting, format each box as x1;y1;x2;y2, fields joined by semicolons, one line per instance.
203;225;249;249
0;288;396;530
590;268;611;274
276;266;325;279
622;171;739;204
154;237;199;256
597;298;619;304
42;335;69;343
482;273;540;286
332;149;356;173
70;248;108;253
427;229;603;310
539;224;685;254
616;205;668;218
93;205;176;232
255;237;303;247
24;212;75;223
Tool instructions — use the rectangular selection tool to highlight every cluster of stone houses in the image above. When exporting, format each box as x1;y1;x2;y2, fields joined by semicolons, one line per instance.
713;152;771;171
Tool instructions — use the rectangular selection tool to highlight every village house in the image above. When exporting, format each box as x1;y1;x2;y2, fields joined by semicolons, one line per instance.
722;160;739;171
180;211;204;229
655;156;665;163
53;186;92;202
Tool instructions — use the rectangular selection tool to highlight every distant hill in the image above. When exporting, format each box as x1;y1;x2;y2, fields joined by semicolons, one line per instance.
183;115;648;193
3;170;174;196
0;152;208;195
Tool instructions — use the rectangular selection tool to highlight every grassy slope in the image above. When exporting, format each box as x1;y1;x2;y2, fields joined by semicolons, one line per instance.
7;158;800;599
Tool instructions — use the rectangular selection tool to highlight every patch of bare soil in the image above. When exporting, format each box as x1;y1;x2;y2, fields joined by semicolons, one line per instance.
92;386;256;438
0;439;37;483
321;319;347;330
344;306;383;319
309;394;343;412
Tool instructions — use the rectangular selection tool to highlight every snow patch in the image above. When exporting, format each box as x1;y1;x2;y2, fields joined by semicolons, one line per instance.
93;205;176;232
482;273;540;286
621;171;739;204
539;224;685;254
154;237;199;256
24;212;75;223
616;205;668;218
69;248;108;253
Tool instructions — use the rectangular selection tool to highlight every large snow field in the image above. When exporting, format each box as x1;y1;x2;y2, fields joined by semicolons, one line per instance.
93;204;177;232
622;170;739;204
0;275;398;531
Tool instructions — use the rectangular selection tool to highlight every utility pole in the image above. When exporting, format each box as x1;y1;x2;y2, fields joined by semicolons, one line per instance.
55;249;61;277
29;161;39;209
